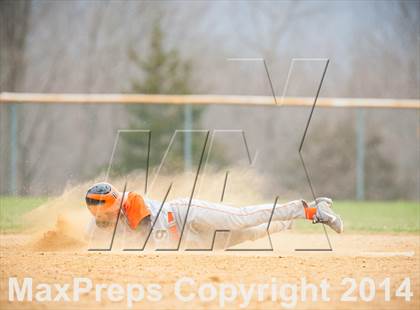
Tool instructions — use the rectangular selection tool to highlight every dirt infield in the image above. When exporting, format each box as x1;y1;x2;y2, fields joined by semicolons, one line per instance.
1;232;419;309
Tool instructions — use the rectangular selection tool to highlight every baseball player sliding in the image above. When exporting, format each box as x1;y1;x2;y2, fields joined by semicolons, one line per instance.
85;182;343;249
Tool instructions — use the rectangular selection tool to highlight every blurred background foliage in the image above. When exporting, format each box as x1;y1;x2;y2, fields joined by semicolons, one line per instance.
0;1;418;201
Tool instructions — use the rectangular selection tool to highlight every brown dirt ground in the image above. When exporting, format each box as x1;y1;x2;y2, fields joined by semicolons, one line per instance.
1;232;419;310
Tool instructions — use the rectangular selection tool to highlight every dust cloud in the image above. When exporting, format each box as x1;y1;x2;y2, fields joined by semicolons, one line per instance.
23;167;273;251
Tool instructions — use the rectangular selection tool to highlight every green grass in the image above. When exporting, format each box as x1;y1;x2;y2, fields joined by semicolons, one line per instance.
294;201;420;233
0;197;419;233
0;196;49;232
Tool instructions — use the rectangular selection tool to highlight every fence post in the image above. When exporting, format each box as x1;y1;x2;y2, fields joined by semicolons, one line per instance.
356;108;365;200
10;104;18;196
184;104;192;172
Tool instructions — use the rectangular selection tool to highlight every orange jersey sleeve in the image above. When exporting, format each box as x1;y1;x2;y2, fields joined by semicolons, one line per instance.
123;192;151;230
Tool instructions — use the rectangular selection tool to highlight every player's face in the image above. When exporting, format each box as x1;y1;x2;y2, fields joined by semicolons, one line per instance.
94;209;119;228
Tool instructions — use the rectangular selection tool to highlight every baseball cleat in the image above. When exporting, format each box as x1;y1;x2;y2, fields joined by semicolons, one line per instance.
311;197;344;233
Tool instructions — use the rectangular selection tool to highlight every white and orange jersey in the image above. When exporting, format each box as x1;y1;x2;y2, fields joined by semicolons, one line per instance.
142;197;180;242
86;193;182;248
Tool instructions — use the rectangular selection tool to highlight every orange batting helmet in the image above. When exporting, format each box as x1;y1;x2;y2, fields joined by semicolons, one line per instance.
85;182;121;216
